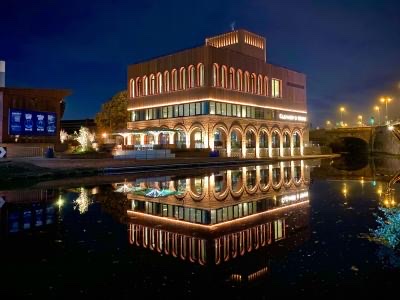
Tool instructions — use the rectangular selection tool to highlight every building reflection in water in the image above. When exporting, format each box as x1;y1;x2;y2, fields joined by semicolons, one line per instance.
111;160;311;281
0;189;59;239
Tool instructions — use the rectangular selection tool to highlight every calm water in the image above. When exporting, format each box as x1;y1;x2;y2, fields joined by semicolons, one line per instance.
1;157;400;298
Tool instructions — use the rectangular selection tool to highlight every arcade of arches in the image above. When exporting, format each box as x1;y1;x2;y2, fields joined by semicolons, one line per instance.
125;121;305;158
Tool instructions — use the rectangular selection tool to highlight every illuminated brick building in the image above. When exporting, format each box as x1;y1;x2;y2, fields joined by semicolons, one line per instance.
126;29;307;158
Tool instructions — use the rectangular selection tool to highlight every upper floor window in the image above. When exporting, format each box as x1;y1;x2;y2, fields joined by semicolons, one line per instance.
257;75;263;95
272;78;282;98
149;74;155;95
250;73;256;94
130;79;135;98
229;67;235;89
212;63;219;87
221;65;228;88
164;71;170;92
197;63;204;87
136;77;142;97
188;65;195;88
171;69;178;91
244;72;250;93
236;69;243;91
179;67;186;90
143;76;148;96
264;76;268;96
157;72;162;94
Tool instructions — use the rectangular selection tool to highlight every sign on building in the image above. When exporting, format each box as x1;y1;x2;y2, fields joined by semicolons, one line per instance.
9;109;57;136
0;147;6;158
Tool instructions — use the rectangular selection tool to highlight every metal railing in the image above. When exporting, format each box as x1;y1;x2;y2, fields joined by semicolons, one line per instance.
6;146;44;158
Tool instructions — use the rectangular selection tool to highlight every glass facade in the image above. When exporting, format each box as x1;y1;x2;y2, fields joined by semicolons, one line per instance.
131;100;276;122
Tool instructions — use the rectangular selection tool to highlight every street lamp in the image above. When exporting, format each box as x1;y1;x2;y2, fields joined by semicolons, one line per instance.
380;97;392;124
326;120;331;128
339;107;345;127
374;106;381;125
357;115;363;126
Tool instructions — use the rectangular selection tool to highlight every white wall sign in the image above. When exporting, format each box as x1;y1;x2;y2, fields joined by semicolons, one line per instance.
0;147;6;158
279;113;307;122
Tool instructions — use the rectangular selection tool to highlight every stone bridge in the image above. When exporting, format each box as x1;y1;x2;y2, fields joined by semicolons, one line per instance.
310;123;400;155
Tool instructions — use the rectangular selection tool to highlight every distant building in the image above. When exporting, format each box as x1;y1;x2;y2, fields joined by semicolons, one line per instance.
0;86;70;144
125;29;308;158
60;119;97;135
0;60;70;157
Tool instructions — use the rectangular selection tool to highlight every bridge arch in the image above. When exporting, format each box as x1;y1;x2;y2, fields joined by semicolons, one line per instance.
329;136;369;154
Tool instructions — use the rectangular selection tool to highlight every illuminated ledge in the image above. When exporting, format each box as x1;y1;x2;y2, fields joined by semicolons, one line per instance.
128;87;307;114
127;199;309;237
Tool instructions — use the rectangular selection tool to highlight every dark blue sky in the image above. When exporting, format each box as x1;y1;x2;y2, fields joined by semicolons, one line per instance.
1;0;399;126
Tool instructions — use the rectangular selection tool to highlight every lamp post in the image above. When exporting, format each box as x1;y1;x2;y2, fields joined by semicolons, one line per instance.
357;115;363;126
380;97;392;124
339;107;345;127
374;106;381;125
326;120;331;129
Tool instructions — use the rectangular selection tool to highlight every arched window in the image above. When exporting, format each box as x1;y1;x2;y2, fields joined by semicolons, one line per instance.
130;79;135;98
283;132;291;148
264;76;268;96
164;71;170;92
293;132;301;148
250;73;256;94
149;74;155;95
197;63;204;87
229;67;235;90
212;63;219;87
259;131;268;148
244;72;250;93
272;131;280;148
157;72;162;94
236;69;243;91
143;76;148;96
171;69;178;91
136;77;142;97
257;75;263;95
221;65;228;88
179;67;186;90
188;65;195;88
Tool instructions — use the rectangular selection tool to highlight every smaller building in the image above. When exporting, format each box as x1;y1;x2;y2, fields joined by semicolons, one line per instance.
0;87;70;144
0;60;70;157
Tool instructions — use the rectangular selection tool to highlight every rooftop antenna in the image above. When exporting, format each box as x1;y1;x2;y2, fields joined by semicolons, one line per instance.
230;21;236;31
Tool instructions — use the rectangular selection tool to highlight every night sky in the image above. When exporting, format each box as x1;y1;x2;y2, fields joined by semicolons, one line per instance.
1;0;399;127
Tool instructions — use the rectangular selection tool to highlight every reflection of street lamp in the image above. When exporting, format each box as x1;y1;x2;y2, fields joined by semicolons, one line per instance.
339;107;345;126
380;97;392;124
342;183;348;199
374;106;381;125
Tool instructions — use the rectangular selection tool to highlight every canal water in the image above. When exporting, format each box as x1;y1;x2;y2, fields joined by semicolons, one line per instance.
1;157;400;297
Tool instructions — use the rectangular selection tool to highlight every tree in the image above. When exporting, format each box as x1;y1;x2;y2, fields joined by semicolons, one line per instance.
95;90;129;133
74;126;95;152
